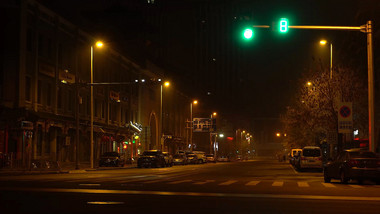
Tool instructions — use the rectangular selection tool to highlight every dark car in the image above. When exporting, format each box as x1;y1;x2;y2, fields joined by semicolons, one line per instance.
98;152;125;167
324;149;380;184
173;154;187;165
186;153;198;164
162;152;173;167
137;150;166;168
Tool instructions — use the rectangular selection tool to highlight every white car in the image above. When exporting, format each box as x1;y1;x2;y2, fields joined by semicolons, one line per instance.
296;146;323;171
217;156;229;162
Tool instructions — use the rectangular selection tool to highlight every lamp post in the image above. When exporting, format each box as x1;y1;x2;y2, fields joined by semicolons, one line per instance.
160;81;170;151
190;100;198;151
210;112;217;154
90;41;103;169
319;40;333;79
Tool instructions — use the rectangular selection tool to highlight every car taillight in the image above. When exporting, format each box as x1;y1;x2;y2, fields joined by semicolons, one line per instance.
348;159;359;167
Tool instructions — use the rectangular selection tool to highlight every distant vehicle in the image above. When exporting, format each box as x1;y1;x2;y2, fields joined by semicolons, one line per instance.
217;156;229;162
205;154;216;163
173;154;187;165
162;152;173;167
290;149;302;165
137;150;166;168
295;146;323;171
193;151;206;164
98;152;125;167
324;149;380;184
186;153;198;164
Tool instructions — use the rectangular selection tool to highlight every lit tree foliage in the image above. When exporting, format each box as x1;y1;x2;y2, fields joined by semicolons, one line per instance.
281;66;367;149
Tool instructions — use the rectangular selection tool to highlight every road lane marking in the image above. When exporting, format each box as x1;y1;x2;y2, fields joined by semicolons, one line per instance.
167;179;192;184
87;201;125;205
349;185;364;188
272;181;284;187
245;181;260;186
193;180;215;185
5;187;380;201
297;182;309;187
218;180;238;186
79;184;101;186
321;183;336;188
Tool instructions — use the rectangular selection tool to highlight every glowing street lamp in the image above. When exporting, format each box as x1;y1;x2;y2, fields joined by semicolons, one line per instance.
90;40;103;169
319;39;333;79
160;81;170;150
190;100;198;151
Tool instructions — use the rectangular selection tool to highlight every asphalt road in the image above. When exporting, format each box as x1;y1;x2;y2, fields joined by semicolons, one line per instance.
1;157;380;214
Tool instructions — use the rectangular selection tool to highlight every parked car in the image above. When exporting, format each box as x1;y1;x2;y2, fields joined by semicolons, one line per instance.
186;153;198;164
289;149;302;165
324;149;380;184
98;152;125;167
206;154;216;163
137;150;166;168
162;152;173;167
295;146;323;171
217;156;229;162
173;154;187;165
193;151;206;164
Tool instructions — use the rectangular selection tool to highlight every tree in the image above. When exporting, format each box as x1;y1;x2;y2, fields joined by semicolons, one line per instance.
281;65;367;151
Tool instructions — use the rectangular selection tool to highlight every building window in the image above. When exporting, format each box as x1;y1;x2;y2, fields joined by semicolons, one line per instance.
101;101;106;118
57;87;62;109
37;80;42;104
26;29;33;52
46;83;52;106
58;43;62;65
68;90;74;112
25;76;31;102
38;34;44;57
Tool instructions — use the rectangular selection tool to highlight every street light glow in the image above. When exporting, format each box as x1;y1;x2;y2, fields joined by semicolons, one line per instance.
276;133;281;137
319;40;327;45
307;81;312;86
95;41;103;48
193;100;198;105
213;112;217;116
164;81;170;87
219;134;224;138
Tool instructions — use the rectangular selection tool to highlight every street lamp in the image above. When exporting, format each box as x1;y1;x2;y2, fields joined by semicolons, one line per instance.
160;81;170;151
190;100;198;151
319;39;333;79
90;40;103;169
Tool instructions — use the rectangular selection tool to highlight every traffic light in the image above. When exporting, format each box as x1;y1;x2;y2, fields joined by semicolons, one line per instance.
279;18;288;33
243;28;253;40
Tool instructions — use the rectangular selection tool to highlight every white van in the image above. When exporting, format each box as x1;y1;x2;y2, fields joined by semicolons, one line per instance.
297;146;323;170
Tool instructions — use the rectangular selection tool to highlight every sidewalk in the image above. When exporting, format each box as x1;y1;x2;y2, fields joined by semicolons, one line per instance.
0;161;137;176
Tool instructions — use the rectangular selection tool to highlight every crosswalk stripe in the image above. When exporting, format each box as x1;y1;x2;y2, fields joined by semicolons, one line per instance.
167;179;192;184
322;183;336;188
272;181;284;187
193;180;215;185
245;181;260;186
218;180;238;186
349;185;364;188
297;182;309;187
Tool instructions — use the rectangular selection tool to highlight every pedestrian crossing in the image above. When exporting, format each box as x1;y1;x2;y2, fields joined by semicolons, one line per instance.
4;176;379;189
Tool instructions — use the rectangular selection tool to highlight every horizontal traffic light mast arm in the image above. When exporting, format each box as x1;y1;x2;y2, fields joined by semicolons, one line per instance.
251;25;270;28
288;25;365;32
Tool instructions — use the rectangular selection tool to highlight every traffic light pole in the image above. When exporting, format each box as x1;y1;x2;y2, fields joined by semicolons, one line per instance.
287;22;375;152
250;21;375;152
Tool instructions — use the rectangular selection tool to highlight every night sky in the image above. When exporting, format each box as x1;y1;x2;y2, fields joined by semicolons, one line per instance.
39;0;379;126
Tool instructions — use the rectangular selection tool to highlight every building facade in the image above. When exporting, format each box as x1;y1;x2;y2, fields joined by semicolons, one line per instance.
0;0;189;169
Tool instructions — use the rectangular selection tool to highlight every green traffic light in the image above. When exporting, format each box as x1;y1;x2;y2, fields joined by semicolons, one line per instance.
279;18;288;33
243;28;253;39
